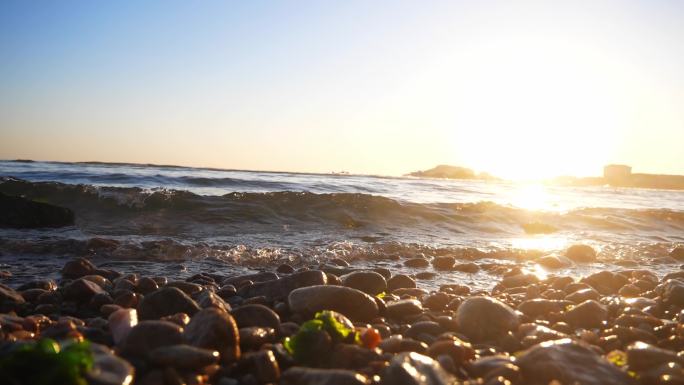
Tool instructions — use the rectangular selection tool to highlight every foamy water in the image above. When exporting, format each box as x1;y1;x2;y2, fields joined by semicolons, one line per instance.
1;160;683;289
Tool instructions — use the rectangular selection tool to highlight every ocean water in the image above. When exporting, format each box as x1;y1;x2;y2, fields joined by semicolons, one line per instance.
1;160;683;289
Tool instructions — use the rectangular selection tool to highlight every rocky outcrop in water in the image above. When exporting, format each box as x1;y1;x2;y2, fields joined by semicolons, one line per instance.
0;192;74;228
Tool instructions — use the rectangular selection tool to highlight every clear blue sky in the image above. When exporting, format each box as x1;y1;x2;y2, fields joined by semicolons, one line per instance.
1;0;683;178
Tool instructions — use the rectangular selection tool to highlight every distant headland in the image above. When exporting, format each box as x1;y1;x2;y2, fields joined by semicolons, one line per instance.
407;165;499;181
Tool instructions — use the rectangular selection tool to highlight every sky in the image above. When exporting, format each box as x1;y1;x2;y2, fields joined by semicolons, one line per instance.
1;0;683;179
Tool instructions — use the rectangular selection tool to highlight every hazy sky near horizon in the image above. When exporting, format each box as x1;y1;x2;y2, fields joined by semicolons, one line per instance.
1;1;683;179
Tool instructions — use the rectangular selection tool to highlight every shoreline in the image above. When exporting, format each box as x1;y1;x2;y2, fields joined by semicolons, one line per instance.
1;245;684;384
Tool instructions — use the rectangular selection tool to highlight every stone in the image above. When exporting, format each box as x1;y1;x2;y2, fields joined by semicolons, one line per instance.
148;344;219;369
63;278;106;302
87;343;135;385
517;338;635;385
426;339;475;366
385;299;423;319
536;255;571;269
565;288;600;303
404;321;445;341
277;264;295;274
340;271;387;295
671;246;684;261
280;367;370;385
184;308;241;363
0;192;74;228
500;273;539;289
455;296;519;343
404;258;430;268
62;258;97;279
239;326;277;351
658;279;684;307
138;287;200;320
387;274;416;291
237;270;327;300
136;277;158;294
196;291;230;312
242;350;281;383
627;341;683;371
564;300;607;329
119;320;184;357
517;299;568;318
379;336;428;354
165;281;203;296
380;352;456;385
432;256;455;270
565;244;597;263
223;272;278;286
108;308;138;345
452;262;480;273
288;285;379;321
231;304;281;330
0;283;25;312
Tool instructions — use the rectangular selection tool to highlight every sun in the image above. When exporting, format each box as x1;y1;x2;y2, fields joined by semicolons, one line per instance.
443;34;627;181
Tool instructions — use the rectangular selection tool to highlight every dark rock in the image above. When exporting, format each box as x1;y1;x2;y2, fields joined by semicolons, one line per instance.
387;274;416;291
432;256;455;270
404;321;445;341
223;272;279;286
280;367;370;385
138;287;200;320
87;343;135;385
452;262;480;273
627;341;683;371
136;277;158;294
380;352;456;385
517;339;635;385
62;258;97;279
415;272;437;280
423;292;450;310
340;271;387;295
18;279;57;291
517;299;568;318
426;339;475;366
277;264;295;274
565;287;600;303
671;246;684;261
0;283;25;312
197;291;230;312
455;296;519;343
184;308;241;363
378;337;428;354
148;344;219;370
63;278;106;302
239;326;277;351
536;255;571;269
165;281;203;296
288;285;379;321
232;304;281;330
242;350;281;383
237;270;327;300
500;273;539;289
565;244;597;263
385;299;423;319
658;279;684;307
119;320;184;357
0;192;74;228
564;300;607;329
405;258;430;268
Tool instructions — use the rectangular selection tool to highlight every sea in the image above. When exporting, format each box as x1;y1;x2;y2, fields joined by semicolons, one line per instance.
1;160;683;290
